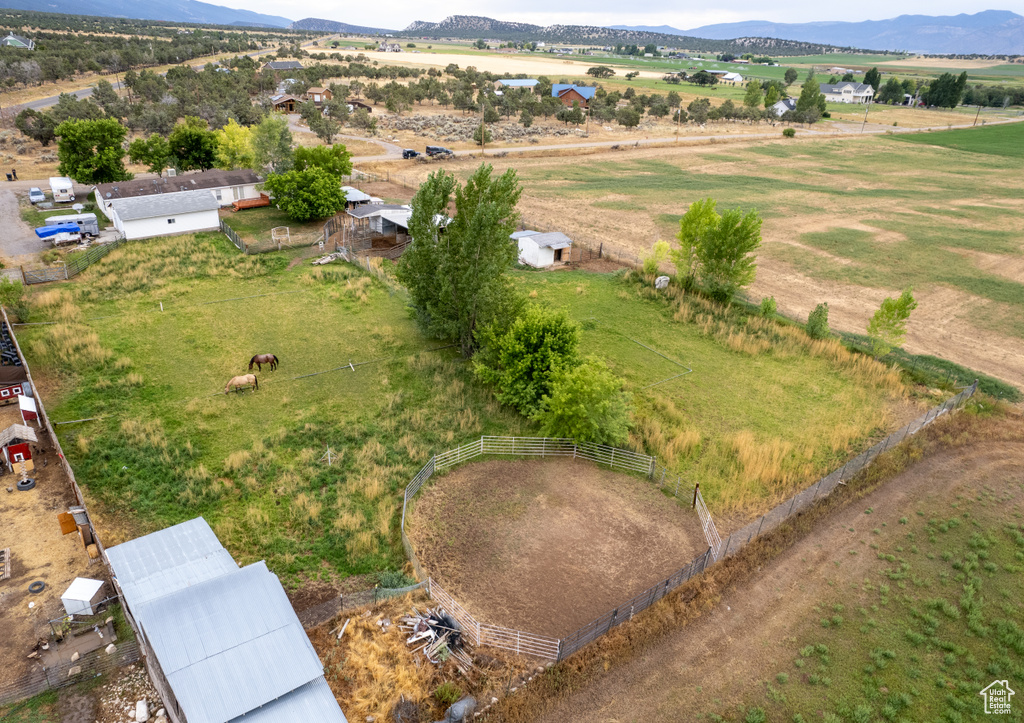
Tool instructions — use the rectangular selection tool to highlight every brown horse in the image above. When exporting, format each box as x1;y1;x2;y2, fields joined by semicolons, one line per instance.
249;354;279;372
225;374;258;394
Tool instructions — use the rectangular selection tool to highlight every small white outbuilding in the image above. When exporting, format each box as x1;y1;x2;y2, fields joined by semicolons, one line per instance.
511;230;573;268
62;577;106;616
107;190;220;241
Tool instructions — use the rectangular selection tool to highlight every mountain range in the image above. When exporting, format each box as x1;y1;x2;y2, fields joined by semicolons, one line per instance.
7;0;291;28
614;10;1024;55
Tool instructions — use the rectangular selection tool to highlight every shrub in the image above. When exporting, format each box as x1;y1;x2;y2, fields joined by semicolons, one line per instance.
806;302;830;339
745;708;767;723
376;570;416;589
783;127;796;138
759;296;777;318
533;357;631;445
643;239;671;275
434;681;462;707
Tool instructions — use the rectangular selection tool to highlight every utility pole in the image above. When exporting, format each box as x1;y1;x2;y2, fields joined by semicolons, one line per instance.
860;100;870;133
973;104;982;126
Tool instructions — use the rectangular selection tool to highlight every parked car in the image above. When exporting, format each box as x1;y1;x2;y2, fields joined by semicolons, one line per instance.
28;187;45;204
425;145;454;158
402;149;420;159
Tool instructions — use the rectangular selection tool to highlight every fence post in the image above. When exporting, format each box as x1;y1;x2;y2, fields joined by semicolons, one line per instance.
755;515;765;538
648;456;655;481
811;475;825;501
692;482;699;509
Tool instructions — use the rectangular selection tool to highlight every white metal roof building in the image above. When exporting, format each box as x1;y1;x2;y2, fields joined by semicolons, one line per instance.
106;518;346;723
511;230;572;268
107;190;220;241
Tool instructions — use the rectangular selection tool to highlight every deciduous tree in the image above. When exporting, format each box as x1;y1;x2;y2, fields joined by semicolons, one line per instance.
263;166;346;222
533;358;631;445
128;134;172;174
168;116;217;172
670;197;762;301
55;118;130;184
214;118;255;170
867;289;917;357
743;79;763;108
251;114;294;173
293;144;352;177
864;67;881;92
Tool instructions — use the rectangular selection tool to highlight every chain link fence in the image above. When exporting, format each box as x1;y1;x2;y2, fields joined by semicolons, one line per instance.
220;218;324;255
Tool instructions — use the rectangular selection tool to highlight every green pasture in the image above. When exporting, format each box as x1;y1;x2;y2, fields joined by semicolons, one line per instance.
708;468;1024;722
893;121;1024;158
777;53;909;66
22;232;904;584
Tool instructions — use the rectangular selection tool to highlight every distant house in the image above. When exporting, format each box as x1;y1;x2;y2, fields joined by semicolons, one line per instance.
94;170;263;214
771;98;797;117
306;86;332;104
271;94;304;113
106;518;348;723
551;84;597;108
377;42;401;52
494;79;539;90
511;230;572;267
347;100;373;113
819;82;874;103
1;32;34;50
262;60;303;72
106;190;220;241
707;70;744;83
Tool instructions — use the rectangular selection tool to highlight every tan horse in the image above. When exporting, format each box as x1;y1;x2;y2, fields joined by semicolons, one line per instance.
225;374;258;394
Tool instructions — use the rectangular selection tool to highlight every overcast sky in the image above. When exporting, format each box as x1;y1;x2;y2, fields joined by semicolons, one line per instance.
219;0;1010;28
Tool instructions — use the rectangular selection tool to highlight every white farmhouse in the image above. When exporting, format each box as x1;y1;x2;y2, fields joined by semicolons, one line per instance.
819;82;875;104
107;191;220;241
94;169;263;218
511;230;572;268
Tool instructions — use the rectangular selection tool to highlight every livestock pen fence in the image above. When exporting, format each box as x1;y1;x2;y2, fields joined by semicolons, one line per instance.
21;235;126;285
220;218;324;255
399;435;723;661
0;639;141;707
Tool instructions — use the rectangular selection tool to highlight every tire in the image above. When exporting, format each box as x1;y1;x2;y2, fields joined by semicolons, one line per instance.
16;478;35;491
28;581;45;594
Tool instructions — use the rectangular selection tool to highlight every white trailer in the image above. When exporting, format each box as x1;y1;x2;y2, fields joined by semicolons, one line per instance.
48;176;75;203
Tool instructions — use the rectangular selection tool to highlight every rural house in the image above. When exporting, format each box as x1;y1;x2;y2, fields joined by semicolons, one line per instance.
771;98;797;116
551;84;597;108
1;31;34;50
707;70;744;83
262;60;304;72
306;86;332;104
511;230;572;267
271;94;304;113
819;81;875;103
106;190;220;241
106;518;347;723
94;170;263;213
377;42;402;52
494;78;539;90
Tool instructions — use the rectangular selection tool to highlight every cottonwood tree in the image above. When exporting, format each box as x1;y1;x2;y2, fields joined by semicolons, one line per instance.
168;117;217;172
128;134;172;174
263;166;346;222
293;144;352;177
867;289;917;357
214;119;255;171
396;164;523;356
533;358;631;445
55;118;131;184
670;197;762;301
474;305;580;415
251;114;294;173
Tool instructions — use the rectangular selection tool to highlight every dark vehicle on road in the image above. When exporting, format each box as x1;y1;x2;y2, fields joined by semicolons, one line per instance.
425;145;454;158
402;149;420;159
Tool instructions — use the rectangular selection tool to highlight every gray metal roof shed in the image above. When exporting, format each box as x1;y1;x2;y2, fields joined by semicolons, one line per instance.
347;203;408;219
510;230;540;239
527;231;572;249
109;190;219;222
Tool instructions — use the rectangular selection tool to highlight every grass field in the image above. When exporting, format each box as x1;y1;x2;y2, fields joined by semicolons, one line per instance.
893;121;1024;158
220;206;324;242
21;233;906;589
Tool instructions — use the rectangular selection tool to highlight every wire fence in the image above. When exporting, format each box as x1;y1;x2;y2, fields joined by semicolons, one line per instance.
0;639;141;707
21;235;126;285
714;381;978;560
296;581;428;629
220;218;324;255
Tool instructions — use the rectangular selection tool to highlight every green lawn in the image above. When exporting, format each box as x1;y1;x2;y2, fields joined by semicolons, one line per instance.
0;691;59;723
22;233;903;586
220;206;324;242
893;121;1024;159
707;454;1024;723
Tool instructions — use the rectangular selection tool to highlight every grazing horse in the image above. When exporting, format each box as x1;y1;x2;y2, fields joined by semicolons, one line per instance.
249;354;279;372
225;374;258;394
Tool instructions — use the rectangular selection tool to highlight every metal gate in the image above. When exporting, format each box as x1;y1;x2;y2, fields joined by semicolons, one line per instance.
22;264;68;284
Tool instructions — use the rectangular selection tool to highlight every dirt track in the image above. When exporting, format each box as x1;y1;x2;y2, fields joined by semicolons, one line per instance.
529;419;1024;722
409;458;706;637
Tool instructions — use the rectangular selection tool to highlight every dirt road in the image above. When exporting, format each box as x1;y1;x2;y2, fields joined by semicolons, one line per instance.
0;189;47;267
529;422;1024;722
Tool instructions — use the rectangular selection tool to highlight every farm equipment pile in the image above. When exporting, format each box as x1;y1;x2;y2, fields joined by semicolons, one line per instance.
399;607;474;675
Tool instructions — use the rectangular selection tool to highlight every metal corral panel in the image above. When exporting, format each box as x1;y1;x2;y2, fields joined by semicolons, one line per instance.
227;677;347;723
136;562;324;723
106;518;239;607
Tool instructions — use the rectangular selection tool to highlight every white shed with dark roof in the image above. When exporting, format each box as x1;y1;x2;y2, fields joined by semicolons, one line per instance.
107;190;220;240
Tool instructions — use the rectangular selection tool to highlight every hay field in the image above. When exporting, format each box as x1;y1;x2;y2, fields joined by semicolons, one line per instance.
400;125;1024;389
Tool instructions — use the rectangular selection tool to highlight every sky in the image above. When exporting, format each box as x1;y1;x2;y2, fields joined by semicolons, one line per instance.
218;0;1012;28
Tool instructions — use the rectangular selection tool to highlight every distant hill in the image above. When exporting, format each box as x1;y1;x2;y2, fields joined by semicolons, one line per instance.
616;10;1024;55
289;18;396;35
7;0;291;27
401;15;859;55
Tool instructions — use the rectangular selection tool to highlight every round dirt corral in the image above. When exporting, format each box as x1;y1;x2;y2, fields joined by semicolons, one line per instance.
408;458;706;637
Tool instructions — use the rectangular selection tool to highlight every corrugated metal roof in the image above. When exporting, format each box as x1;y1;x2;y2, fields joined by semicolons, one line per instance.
528;231;572;249
510;230;540;239
380;209;412;227
107;518;239;606
227;677;346;723
341;186;372;203
552;84;597;100
347;203;409;219
110;190;219;222
136;562;324;723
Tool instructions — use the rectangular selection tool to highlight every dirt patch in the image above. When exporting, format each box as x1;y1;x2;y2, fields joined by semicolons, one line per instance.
0;404;100;685
528;418;1024;722
408;458;706;638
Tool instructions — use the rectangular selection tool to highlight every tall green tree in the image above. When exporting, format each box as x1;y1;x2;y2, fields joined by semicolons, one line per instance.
743;79;763;108
923;72;968;109
764;85;781;108
670;197;762;301
795;72;826;120
474;305;581;415
533;358;631;445
293;144;352;177
128;134;172;174
784;68;798;86
864;67;882;92
877;76;905;104
263;166;346;222
251;114;294;173
867;289;917;357
670;197;718;291
168;117;217;172
15;109;56;147
214;119;255;171
54;118;130;184
396;164;523;356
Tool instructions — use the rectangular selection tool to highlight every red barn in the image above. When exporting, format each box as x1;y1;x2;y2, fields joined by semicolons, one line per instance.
0;366;28;404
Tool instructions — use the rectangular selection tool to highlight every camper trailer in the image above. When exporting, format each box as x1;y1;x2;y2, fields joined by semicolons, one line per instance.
45;213;99;237
48;177;75;203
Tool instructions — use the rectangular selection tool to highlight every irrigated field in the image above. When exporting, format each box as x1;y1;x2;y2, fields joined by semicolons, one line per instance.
21;233;905;591
396;124;1024;390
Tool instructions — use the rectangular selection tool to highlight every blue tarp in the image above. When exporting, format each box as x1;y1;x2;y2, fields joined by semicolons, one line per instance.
34;225;76;239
